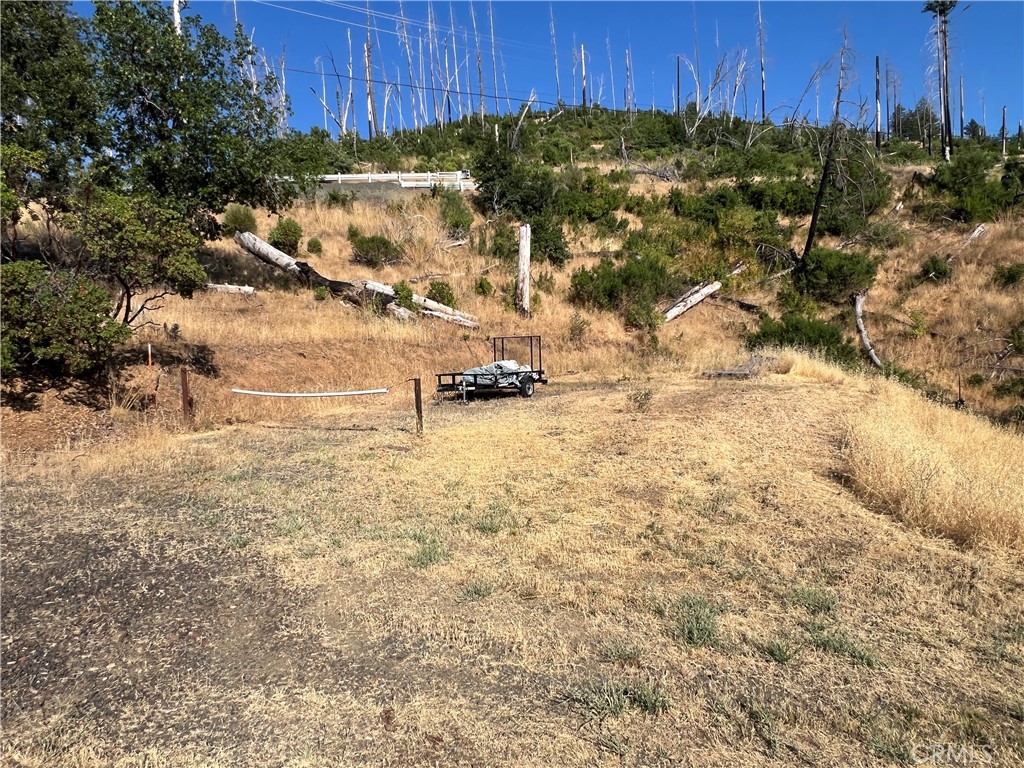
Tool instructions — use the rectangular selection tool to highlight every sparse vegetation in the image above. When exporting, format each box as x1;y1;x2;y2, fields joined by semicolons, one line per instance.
348;225;404;267
268;217;303;257
425;280;457;309
222;204;257;236
664;594;723;648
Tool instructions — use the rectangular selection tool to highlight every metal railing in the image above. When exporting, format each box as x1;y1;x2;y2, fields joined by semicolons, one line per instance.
318;171;476;191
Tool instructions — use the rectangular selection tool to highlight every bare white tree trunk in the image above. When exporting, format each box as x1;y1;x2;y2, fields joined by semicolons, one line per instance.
516;225;531;317
854;293;882;368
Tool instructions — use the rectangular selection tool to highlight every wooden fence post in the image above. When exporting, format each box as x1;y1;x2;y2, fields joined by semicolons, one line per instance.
516;224;531;317
180;368;193;424
413;377;423;435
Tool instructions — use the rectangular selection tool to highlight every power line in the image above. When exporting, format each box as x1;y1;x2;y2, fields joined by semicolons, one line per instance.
277;62;566;111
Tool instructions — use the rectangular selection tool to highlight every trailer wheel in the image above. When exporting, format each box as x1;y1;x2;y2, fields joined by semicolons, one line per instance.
519;377;536;398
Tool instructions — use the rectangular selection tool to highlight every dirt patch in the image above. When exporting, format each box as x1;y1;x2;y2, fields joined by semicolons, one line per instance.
0;389;115;454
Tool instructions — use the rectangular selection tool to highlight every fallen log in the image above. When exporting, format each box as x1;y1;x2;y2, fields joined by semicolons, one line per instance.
235;231;301;275
710;295;762;314
702;354;772;380
664;262;747;323
386;303;417;322
234;230;479;328
419;309;479;328
205;283;255;295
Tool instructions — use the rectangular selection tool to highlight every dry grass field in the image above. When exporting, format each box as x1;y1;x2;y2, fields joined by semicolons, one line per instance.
3;191;1023;766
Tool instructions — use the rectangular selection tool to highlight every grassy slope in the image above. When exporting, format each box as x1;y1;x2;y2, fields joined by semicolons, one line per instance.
3;359;1023;766
3;184;1023;766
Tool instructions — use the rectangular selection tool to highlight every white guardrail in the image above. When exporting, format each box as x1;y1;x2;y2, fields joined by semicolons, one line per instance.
318;171;477;191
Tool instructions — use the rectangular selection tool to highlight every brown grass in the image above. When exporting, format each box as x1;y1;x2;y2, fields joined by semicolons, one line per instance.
844;378;1024;549
5;354;1024;766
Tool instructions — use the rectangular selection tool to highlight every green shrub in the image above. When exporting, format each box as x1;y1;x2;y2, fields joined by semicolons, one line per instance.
312;285;329;301
392;280;416;311
748;312;859;366
474;275;494;296
535;270;556;294
793;248;876;303
438;187;473;238
1012;327;1024;356
994;262;1024;288
919;255;952;282
569;252;681;330
553;166;627;225
929;144;1013;222
348;226;403;267
324;188;354;209
965;373;987;388
993;377;1024;400
606;168;632;184
222;203;257;236
0;261;132;379
568;311;590;346
268;217;303;257
528;214;571;267
306;237;323;254
739;178;816;217
426;280;457;309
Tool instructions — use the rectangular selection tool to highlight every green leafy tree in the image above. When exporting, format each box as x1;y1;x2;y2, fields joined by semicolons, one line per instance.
0;260;131;379
1;147;47;256
0;1;104;196
268;217;303;258
793;248;877;303
89;1;290;237
64;191;204;324
273;127;354;201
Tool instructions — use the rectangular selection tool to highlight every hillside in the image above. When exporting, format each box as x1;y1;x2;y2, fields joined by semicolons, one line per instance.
4;178;1024;765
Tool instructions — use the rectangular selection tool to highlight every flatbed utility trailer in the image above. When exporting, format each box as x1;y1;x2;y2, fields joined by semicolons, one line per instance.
436;335;548;401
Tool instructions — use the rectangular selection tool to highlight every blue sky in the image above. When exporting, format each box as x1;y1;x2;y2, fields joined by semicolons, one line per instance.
135;2;1024;135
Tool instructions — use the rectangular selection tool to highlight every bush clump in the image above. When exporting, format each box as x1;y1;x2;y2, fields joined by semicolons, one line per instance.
569;252;680;331
1;260;132;379
528;215;571;267
474;275;494;296
347;225;403;268
268;217;303;257
793;248;877;303
392;280;416;311
919;255;951;282
748;312;859;366
426;280;457;309
324;189;354;209
306;237;323;254
993;262;1024;288
437;187;474;238
222;204;257;236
